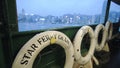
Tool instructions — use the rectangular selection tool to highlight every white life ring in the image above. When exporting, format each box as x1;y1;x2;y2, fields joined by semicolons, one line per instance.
12;31;74;68
95;24;107;51
94;43;110;65
73;59;93;68
102;43;109;52
105;21;113;40
73;26;96;65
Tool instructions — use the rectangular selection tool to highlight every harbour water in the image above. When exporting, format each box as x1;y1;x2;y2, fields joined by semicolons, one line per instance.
18;22;92;31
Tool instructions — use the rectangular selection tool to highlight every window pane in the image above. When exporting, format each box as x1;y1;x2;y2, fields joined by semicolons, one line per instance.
108;2;120;23
16;0;107;31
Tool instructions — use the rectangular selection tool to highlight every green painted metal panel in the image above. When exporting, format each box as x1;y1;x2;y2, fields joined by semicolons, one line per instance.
0;35;6;68
5;0;18;32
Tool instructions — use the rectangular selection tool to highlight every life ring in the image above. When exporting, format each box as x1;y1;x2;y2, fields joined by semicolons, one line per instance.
94;43;110;64
91;43;110;67
95;24;107;51
102;43;109;52
73;59;93;68
73;26;96;65
12;31;74;68
105;21;113;40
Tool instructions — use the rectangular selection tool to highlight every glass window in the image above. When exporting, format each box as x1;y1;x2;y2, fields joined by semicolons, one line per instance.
16;0;108;31
108;2;120;23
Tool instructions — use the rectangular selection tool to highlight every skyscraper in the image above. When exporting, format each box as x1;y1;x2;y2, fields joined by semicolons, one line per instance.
22;8;25;15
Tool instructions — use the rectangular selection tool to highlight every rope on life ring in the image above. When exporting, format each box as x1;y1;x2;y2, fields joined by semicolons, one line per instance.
12;31;74;68
105;21;113;40
92;55;99;66
95;24;107;51
73;26;96;65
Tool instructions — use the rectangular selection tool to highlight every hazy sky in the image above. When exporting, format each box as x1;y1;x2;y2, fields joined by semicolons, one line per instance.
16;0;120;16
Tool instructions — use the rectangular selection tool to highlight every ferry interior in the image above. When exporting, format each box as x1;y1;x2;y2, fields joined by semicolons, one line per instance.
0;0;120;68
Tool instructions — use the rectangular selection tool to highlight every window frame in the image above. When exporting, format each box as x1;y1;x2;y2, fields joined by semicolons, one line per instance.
4;0;112;33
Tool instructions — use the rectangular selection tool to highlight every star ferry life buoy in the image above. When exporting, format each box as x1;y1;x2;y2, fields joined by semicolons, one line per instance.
12;31;74;68
105;21;113;40
73;26;96;65
95;24;107;51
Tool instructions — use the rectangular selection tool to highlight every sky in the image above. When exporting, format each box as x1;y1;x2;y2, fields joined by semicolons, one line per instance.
16;0;120;16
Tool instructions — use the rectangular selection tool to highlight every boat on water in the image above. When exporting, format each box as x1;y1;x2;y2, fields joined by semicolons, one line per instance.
0;0;120;68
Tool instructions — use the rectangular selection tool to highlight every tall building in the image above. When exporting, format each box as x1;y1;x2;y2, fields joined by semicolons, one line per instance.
20;8;26;22
22;8;25;15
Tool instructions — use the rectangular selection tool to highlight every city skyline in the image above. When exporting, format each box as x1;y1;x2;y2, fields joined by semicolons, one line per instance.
16;0;120;31
17;0;107;16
